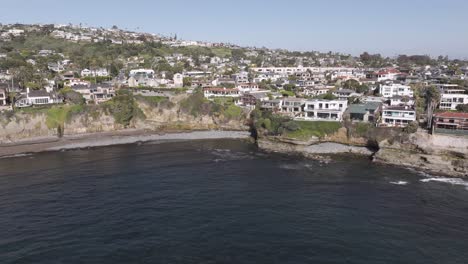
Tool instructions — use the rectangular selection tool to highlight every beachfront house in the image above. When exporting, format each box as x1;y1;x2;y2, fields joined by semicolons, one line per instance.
432;112;468;135
380;105;416;127
15;88;62;108
300;99;348;122
347;102;382;122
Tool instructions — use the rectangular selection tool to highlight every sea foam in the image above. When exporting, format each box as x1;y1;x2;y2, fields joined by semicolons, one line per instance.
421;177;468;190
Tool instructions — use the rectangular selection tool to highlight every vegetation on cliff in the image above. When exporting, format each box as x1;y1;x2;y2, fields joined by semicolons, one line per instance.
179;88;245;121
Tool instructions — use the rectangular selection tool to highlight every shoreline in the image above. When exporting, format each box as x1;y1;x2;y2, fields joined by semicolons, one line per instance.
0;130;251;158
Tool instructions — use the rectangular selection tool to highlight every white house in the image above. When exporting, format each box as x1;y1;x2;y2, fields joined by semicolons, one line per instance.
173;73;184;87
300;99;348;122
374;69;400;82
380;105;416;127
439;89;468;111
281;98;306;117
81;68;109;77
236;83;259;93
0;88;7;106
203;87;240;98
15;88;62;108
379;83;413;98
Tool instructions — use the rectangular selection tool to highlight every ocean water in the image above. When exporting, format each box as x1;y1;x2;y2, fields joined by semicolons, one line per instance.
1;139;468;264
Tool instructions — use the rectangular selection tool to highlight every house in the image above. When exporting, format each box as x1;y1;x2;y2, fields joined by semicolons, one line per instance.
373;69;400;82
129;69;155;77
203;87;240;98
379;83;414;98
173;73;184;87
332;88;362;99
48;62;65;72
380;105;416;127
260;99;282;112
439;88;468;111
234;72;249;84
281;98;306;117
0;88;7;106
347;102;382;122
432;112;468;135
300;99;348;121
390;96;415;107
72;84;115;104
15;88;62;108
237;83;259;93
89;84;115;104
81;68;109;77
237;92;269;108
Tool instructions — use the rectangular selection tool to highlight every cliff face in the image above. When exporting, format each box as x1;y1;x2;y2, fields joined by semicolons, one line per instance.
0;98;249;144
374;131;468;177
256;127;468;177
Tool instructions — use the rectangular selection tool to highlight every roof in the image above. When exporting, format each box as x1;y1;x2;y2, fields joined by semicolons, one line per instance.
204;87;238;92
434;112;468;119
348;102;381;114
28;89;50;97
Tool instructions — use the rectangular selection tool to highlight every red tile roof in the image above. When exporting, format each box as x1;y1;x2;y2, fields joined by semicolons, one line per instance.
434;112;468;119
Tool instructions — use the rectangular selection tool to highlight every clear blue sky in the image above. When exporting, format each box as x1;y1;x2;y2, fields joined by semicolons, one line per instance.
2;0;468;58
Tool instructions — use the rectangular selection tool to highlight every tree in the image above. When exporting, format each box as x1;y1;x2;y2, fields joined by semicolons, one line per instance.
456;104;468;112
425;86;440;129
183;77;192;87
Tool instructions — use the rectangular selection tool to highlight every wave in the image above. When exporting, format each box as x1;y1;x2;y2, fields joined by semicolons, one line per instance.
420;177;468;190
0;153;33;159
390;181;408;185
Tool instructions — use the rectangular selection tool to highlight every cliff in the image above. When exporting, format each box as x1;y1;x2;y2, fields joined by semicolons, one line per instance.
0;94;249;144
256;126;468;177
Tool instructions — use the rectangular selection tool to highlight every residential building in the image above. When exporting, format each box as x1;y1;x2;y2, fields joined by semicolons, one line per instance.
390;96;415;107
373;69;400;82
379;83;414;98
72;84;115;104
81;68;109;77
332;88;362;99
260;99;282;112
15;88;62;108
439;88;468;111
380;105;416;127
432;112;468;135
236;83;259;93
0;88;6;106
281;98;306;117
237;92;269;108
203;87;240;98
346;102;382;122
301;99;348;121
173;73;184;87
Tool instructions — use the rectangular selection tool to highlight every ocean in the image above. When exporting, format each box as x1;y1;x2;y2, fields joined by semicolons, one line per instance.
1;139;467;263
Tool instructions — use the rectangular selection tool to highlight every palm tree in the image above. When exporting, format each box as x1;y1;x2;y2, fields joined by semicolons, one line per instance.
425;85;440;129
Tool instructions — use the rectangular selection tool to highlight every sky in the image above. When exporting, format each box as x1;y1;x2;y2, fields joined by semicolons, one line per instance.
1;0;468;58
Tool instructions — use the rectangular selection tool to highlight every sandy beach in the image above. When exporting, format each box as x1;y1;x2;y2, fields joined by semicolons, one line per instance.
0;130;251;158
